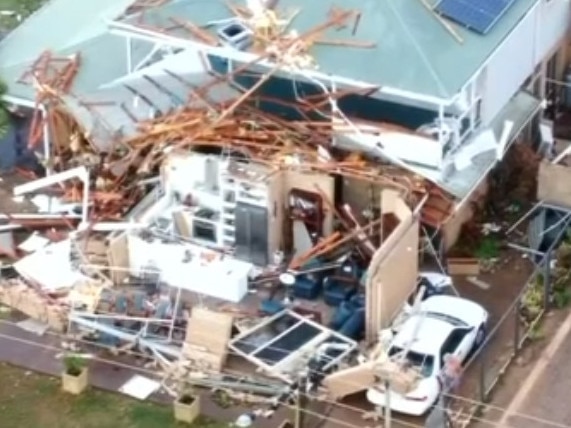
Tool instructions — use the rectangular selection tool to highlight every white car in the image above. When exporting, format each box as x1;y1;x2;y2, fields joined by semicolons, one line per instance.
392;272;455;331
367;295;488;416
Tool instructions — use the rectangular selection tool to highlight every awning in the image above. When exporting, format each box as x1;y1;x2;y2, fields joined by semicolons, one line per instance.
438;90;542;201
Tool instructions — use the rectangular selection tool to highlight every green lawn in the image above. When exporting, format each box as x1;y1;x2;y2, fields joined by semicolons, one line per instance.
0;363;227;428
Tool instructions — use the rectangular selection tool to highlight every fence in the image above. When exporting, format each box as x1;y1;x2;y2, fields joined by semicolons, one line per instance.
440;258;552;427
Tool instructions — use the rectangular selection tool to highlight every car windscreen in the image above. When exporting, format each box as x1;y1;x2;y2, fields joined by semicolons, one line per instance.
388;346;434;378
424;311;467;327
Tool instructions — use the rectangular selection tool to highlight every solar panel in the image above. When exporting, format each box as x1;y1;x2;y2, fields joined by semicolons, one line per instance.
435;0;518;35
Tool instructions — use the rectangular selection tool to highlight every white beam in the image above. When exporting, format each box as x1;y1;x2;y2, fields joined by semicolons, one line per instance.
496;120;515;161
0;213;82;220
126;36;133;73
133;43;162;72
68;313;181;358
77;222;147;232
2;95;38;109
14;166;90;225
13;166;88;196
0;224;23;232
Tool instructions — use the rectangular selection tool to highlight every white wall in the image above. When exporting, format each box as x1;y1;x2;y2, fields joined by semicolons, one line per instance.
536;0;571;62
481;3;538;125
481;0;570;125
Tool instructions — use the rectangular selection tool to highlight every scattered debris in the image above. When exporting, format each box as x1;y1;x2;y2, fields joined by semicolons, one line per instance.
118;375;161;400
0;0;554;423
15;318;49;336
446;258;480;276
466;276;491;291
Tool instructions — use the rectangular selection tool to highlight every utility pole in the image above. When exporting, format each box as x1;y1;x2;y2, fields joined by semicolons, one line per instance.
294;388;307;428
384;379;391;428
294;374;307;428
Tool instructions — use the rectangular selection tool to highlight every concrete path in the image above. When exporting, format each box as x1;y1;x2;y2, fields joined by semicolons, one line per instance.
497;309;571;428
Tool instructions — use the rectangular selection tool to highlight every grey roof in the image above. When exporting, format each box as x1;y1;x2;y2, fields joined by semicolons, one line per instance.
0;0;154;101
61;50;238;150
0;0;133;67
120;0;539;99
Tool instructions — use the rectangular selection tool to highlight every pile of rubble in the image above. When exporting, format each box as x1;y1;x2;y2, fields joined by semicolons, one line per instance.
0;0;463;418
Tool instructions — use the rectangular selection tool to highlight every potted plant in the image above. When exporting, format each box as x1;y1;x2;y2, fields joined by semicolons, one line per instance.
61;354;88;395
173;389;200;424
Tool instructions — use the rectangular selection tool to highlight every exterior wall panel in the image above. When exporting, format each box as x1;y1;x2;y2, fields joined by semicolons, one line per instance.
536;0;571;65
481;0;570;125
481;4;538;125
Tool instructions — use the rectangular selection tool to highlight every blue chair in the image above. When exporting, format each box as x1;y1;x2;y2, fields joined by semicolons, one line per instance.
259;299;286;315
293;272;323;300
328;293;365;331
292;259;325;300
338;308;365;340
323;276;357;306
328;300;355;330
349;293;365;309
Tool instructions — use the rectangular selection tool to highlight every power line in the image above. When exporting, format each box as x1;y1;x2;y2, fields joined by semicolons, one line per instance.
0;327;426;428
0;318;567;428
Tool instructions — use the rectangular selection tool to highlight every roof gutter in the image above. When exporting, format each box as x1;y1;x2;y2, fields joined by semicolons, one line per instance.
108;20;454;108
2;94;38;110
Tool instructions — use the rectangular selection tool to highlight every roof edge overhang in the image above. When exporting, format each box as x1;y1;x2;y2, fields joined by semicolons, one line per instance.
108;19;457;109
3;94;38;109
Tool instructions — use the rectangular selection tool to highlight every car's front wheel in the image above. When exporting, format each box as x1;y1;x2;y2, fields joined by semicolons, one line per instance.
474;324;486;348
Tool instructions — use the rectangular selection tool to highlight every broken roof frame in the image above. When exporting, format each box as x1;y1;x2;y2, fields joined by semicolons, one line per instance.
3;0;520;228
68;311;184;360
0;0;545;220
101;9;542;209
13;166;90;225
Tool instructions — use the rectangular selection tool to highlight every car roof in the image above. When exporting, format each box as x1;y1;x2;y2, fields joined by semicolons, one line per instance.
391;314;454;355
420;295;485;327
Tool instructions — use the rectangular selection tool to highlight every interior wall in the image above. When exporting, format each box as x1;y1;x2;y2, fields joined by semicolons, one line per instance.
283;171;335;236
365;190;419;343
161;152;210;198
341;177;379;217
267;171;285;256
106;234;129;284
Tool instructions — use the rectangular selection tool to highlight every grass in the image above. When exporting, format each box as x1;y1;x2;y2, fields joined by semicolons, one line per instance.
0;363;227;428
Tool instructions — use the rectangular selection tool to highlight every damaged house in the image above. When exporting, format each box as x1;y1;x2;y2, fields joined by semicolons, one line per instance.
0;0;569;424
106;0;570;249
